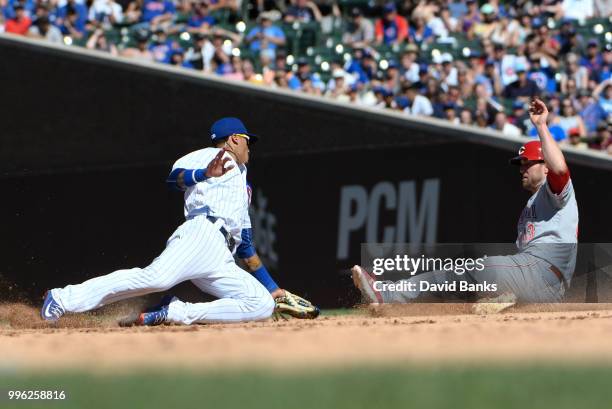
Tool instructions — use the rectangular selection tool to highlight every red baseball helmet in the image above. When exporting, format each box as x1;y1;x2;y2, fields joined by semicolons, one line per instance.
509;141;544;165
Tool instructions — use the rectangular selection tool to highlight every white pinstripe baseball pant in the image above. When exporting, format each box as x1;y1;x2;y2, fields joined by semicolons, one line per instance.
52;215;274;324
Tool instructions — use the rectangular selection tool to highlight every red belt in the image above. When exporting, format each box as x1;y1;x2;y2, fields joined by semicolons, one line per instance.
549;265;568;291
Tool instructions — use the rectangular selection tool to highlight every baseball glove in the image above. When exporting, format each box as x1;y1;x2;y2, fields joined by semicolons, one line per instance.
274;290;320;319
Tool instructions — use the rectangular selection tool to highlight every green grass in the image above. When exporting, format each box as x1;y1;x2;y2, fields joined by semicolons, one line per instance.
2;365;612;409
319;308;362;317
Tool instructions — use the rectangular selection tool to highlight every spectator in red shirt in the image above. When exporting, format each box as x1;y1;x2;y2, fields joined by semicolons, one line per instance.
5;4;32;35
375;3;408;46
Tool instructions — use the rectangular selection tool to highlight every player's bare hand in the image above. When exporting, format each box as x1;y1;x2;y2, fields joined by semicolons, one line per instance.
270;288;285;299
206;149;234;178
529;98;549;128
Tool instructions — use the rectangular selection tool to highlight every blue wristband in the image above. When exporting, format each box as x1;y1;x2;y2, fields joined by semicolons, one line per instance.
183;169;208;186
252;265;279;293
195;168;207;181
166;168;184;191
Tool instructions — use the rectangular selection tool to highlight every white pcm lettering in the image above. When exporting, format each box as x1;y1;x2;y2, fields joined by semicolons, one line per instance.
336;179;440;260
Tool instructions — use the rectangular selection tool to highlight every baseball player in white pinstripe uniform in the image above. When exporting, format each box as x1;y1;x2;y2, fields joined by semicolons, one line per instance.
41;117;276;325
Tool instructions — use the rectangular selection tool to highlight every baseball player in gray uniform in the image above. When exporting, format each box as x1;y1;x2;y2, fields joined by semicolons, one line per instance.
353;98;579;304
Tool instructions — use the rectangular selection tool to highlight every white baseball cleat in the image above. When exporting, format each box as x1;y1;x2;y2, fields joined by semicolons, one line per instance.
351;265;384;304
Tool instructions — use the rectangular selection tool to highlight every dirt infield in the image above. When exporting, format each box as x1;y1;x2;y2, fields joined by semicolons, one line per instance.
3;303;612;373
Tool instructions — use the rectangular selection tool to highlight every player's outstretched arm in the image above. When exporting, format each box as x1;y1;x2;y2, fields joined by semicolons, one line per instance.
529;98;569;176
242;254;283;297
236;229;319;319
236;228;281;294
240;251;320;319
167;168;207;191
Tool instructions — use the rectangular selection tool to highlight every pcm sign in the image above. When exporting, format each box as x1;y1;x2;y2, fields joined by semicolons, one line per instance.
336;179;440;260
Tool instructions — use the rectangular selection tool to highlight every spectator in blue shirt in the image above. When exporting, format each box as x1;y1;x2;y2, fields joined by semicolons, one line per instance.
527;57;556;94
149;28;176;63
59;7;86;39
475;59;502;97
594;79;612;116
142;0;175;28
284;0;321;24
2;0;35;19
56;0;88;33
502;63;540;99
345;48;377;84
448;0;468;20
288;58;324;91
581;40;604;79
169;49;194;69
187;1;215;31
593;44;611;83
556;19;583;54
245;11;286;60
409;15;434;47
577;89;606;134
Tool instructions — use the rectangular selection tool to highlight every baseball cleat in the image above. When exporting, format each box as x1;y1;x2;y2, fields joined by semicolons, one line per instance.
137;306;169;326
351;265;383;304
136;296;177;326
119;295;176;327
41;290;65;321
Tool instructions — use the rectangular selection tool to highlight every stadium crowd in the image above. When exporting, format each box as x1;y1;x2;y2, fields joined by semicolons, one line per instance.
1;0;611;153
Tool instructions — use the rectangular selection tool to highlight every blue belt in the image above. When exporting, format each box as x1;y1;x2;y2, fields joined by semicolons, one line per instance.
206;216;236;252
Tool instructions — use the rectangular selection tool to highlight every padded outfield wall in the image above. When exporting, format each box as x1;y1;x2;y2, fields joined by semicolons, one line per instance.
1;34;611;307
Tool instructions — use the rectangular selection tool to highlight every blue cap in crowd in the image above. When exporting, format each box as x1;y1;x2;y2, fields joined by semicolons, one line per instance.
587;39;599;47
395;96;410;109
170;48;185;58
532;17;543;28
210;117;258;144
383;3;396;13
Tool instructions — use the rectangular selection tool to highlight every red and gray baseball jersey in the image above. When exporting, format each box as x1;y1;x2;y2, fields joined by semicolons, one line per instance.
516;172;579;281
